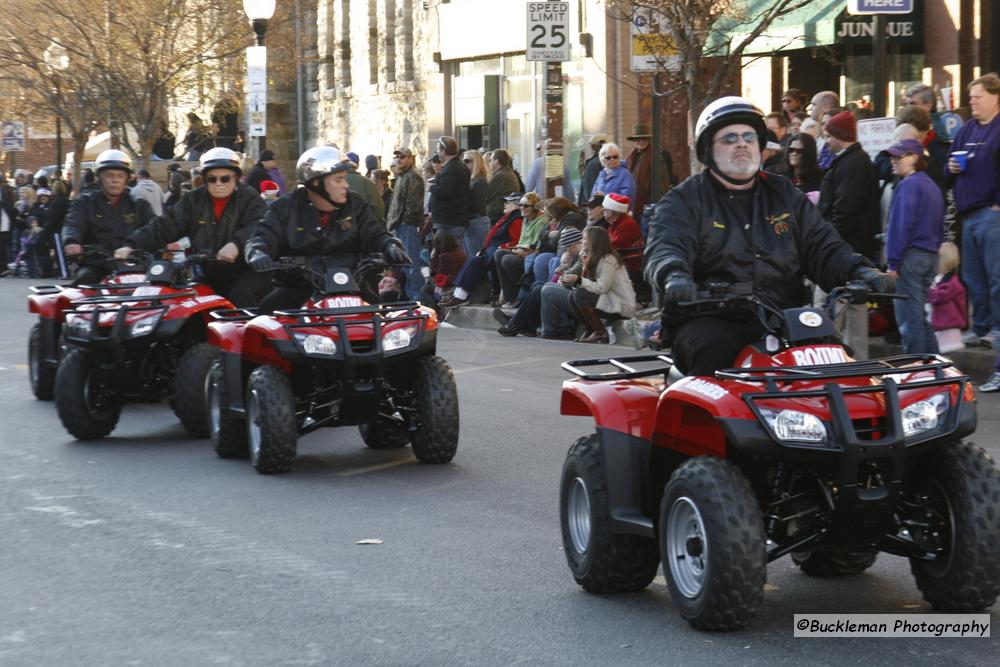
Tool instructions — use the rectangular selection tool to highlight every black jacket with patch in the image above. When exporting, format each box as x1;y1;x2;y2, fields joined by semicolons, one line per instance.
62;189;156;254
245;188;395;271
126;184;266;261
644;170;864;311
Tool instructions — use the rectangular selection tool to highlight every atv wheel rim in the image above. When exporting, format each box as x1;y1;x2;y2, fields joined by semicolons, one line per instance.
920;479;956;577
83;370;115;420
667;496;708;599
247;388;262;464
567;477;591;554
207;371;220;438
29;340;40;387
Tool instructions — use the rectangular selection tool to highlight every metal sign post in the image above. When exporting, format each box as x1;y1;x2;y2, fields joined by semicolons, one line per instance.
526;2;571;198
848;0;914;117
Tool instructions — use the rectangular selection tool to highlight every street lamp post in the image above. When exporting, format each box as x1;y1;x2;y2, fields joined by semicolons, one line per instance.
43;43;69;180
242;0;276;157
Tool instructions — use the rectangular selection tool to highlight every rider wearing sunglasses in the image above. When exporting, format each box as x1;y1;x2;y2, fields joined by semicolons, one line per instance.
115;147;271;307
643;96;889;375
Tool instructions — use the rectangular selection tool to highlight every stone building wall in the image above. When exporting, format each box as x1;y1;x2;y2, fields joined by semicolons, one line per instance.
313;0;434;167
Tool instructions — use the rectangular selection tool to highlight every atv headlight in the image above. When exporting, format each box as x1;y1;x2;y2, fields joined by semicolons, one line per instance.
66;314;92;338
902;392;949;438
759;408;828;444
296;334;337;356
128;312;162;337
382;324;418;352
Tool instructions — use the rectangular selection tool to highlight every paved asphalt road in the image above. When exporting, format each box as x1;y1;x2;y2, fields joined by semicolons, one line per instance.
0;278;998;666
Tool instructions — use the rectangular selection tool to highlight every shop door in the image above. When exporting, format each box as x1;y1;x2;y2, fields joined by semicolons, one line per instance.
505;104;534;176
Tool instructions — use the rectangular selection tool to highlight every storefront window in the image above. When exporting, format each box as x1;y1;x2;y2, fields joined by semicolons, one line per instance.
843;52;923;116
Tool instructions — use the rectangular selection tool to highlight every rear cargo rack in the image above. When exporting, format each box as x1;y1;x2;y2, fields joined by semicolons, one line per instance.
30;282;150;296
562;354;674;381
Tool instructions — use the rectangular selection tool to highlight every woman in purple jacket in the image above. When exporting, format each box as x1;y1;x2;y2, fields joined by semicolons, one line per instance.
885;138;944;354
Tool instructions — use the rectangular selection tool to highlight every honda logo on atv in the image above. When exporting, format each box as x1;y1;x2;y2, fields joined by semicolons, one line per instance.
150;264;165;276
333;272;349;285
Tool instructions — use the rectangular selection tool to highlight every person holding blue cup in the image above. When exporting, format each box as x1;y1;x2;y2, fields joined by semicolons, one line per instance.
946;74;1000;393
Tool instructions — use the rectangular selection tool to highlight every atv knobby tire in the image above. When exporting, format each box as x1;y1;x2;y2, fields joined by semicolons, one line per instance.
359;420;411;449
207;358;248;459
660;456;767;631
29;323;56;400
246;365;297;474
909;441;1000;611
173;342;218;437
792;548;878;576
409;356;459;464
560;434;659;593
54;349;121;440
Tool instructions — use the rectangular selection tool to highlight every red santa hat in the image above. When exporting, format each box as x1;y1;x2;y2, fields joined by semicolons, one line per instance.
259;179;279;193
602;193;630;214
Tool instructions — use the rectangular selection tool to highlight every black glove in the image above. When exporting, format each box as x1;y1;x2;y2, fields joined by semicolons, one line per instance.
850;264;889;294
246;249;275;272
384;242;411;265
662;272;696;306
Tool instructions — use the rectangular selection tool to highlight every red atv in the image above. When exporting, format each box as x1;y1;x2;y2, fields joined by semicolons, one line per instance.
27;248;150;400
55;255;235;439
205;255;459;474
558;282;999;631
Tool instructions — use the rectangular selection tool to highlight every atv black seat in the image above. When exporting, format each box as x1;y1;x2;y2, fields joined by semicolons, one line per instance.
71;289;198;306
210;308;260;322
562;354;675;381
716;354;955;386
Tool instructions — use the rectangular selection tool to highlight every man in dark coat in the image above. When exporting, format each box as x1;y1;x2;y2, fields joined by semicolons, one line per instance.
63;150;156;285
645;97;885;375
244;146;409;313
428;135;470;244
115;148;271;307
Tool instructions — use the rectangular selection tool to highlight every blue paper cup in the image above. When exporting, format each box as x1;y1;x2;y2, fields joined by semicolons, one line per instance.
952;151;969;172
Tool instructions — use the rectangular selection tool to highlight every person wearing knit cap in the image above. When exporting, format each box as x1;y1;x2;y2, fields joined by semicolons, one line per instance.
601;193;643;276
817;108;881;358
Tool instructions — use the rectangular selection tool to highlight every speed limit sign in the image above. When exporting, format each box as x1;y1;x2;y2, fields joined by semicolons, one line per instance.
526;2;571;61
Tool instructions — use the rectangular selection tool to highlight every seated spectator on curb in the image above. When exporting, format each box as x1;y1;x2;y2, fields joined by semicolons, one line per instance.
420;231;467;308
493;192;546;306
528;197;586;291
928;241;967;354
583;193;606;228
495;239;585;339
568;225;637;343
591;143;635;199
601;193;644;277
438;192;524;308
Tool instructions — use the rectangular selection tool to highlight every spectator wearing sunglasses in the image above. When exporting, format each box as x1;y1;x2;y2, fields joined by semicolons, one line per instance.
772;133;823;195
115;147;272;307
590;142;635;203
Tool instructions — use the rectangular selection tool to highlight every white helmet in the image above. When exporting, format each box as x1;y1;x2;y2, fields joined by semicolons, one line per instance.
94;149;132;174
200;147;242;175
295;145;353;185
694;96;766;165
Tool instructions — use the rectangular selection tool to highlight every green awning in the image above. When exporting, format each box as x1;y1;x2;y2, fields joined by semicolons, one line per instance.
710;0;844;56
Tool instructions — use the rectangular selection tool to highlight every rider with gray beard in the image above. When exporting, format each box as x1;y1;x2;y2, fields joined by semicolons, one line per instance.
643;96;888;375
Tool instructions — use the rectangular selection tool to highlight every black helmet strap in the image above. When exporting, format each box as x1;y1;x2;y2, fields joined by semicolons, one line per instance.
305;177;338;208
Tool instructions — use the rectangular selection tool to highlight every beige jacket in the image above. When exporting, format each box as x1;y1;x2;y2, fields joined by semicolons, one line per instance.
580;255;636;317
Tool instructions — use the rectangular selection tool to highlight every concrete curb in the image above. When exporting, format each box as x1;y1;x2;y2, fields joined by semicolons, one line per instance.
442;304;997;383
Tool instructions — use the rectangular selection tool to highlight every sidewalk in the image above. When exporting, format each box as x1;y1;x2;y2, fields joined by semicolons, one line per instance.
444;304;997;383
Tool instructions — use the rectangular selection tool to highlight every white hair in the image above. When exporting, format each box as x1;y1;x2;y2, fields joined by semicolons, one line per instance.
893;123;920;141
799;118;819;137
598;142;620;160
